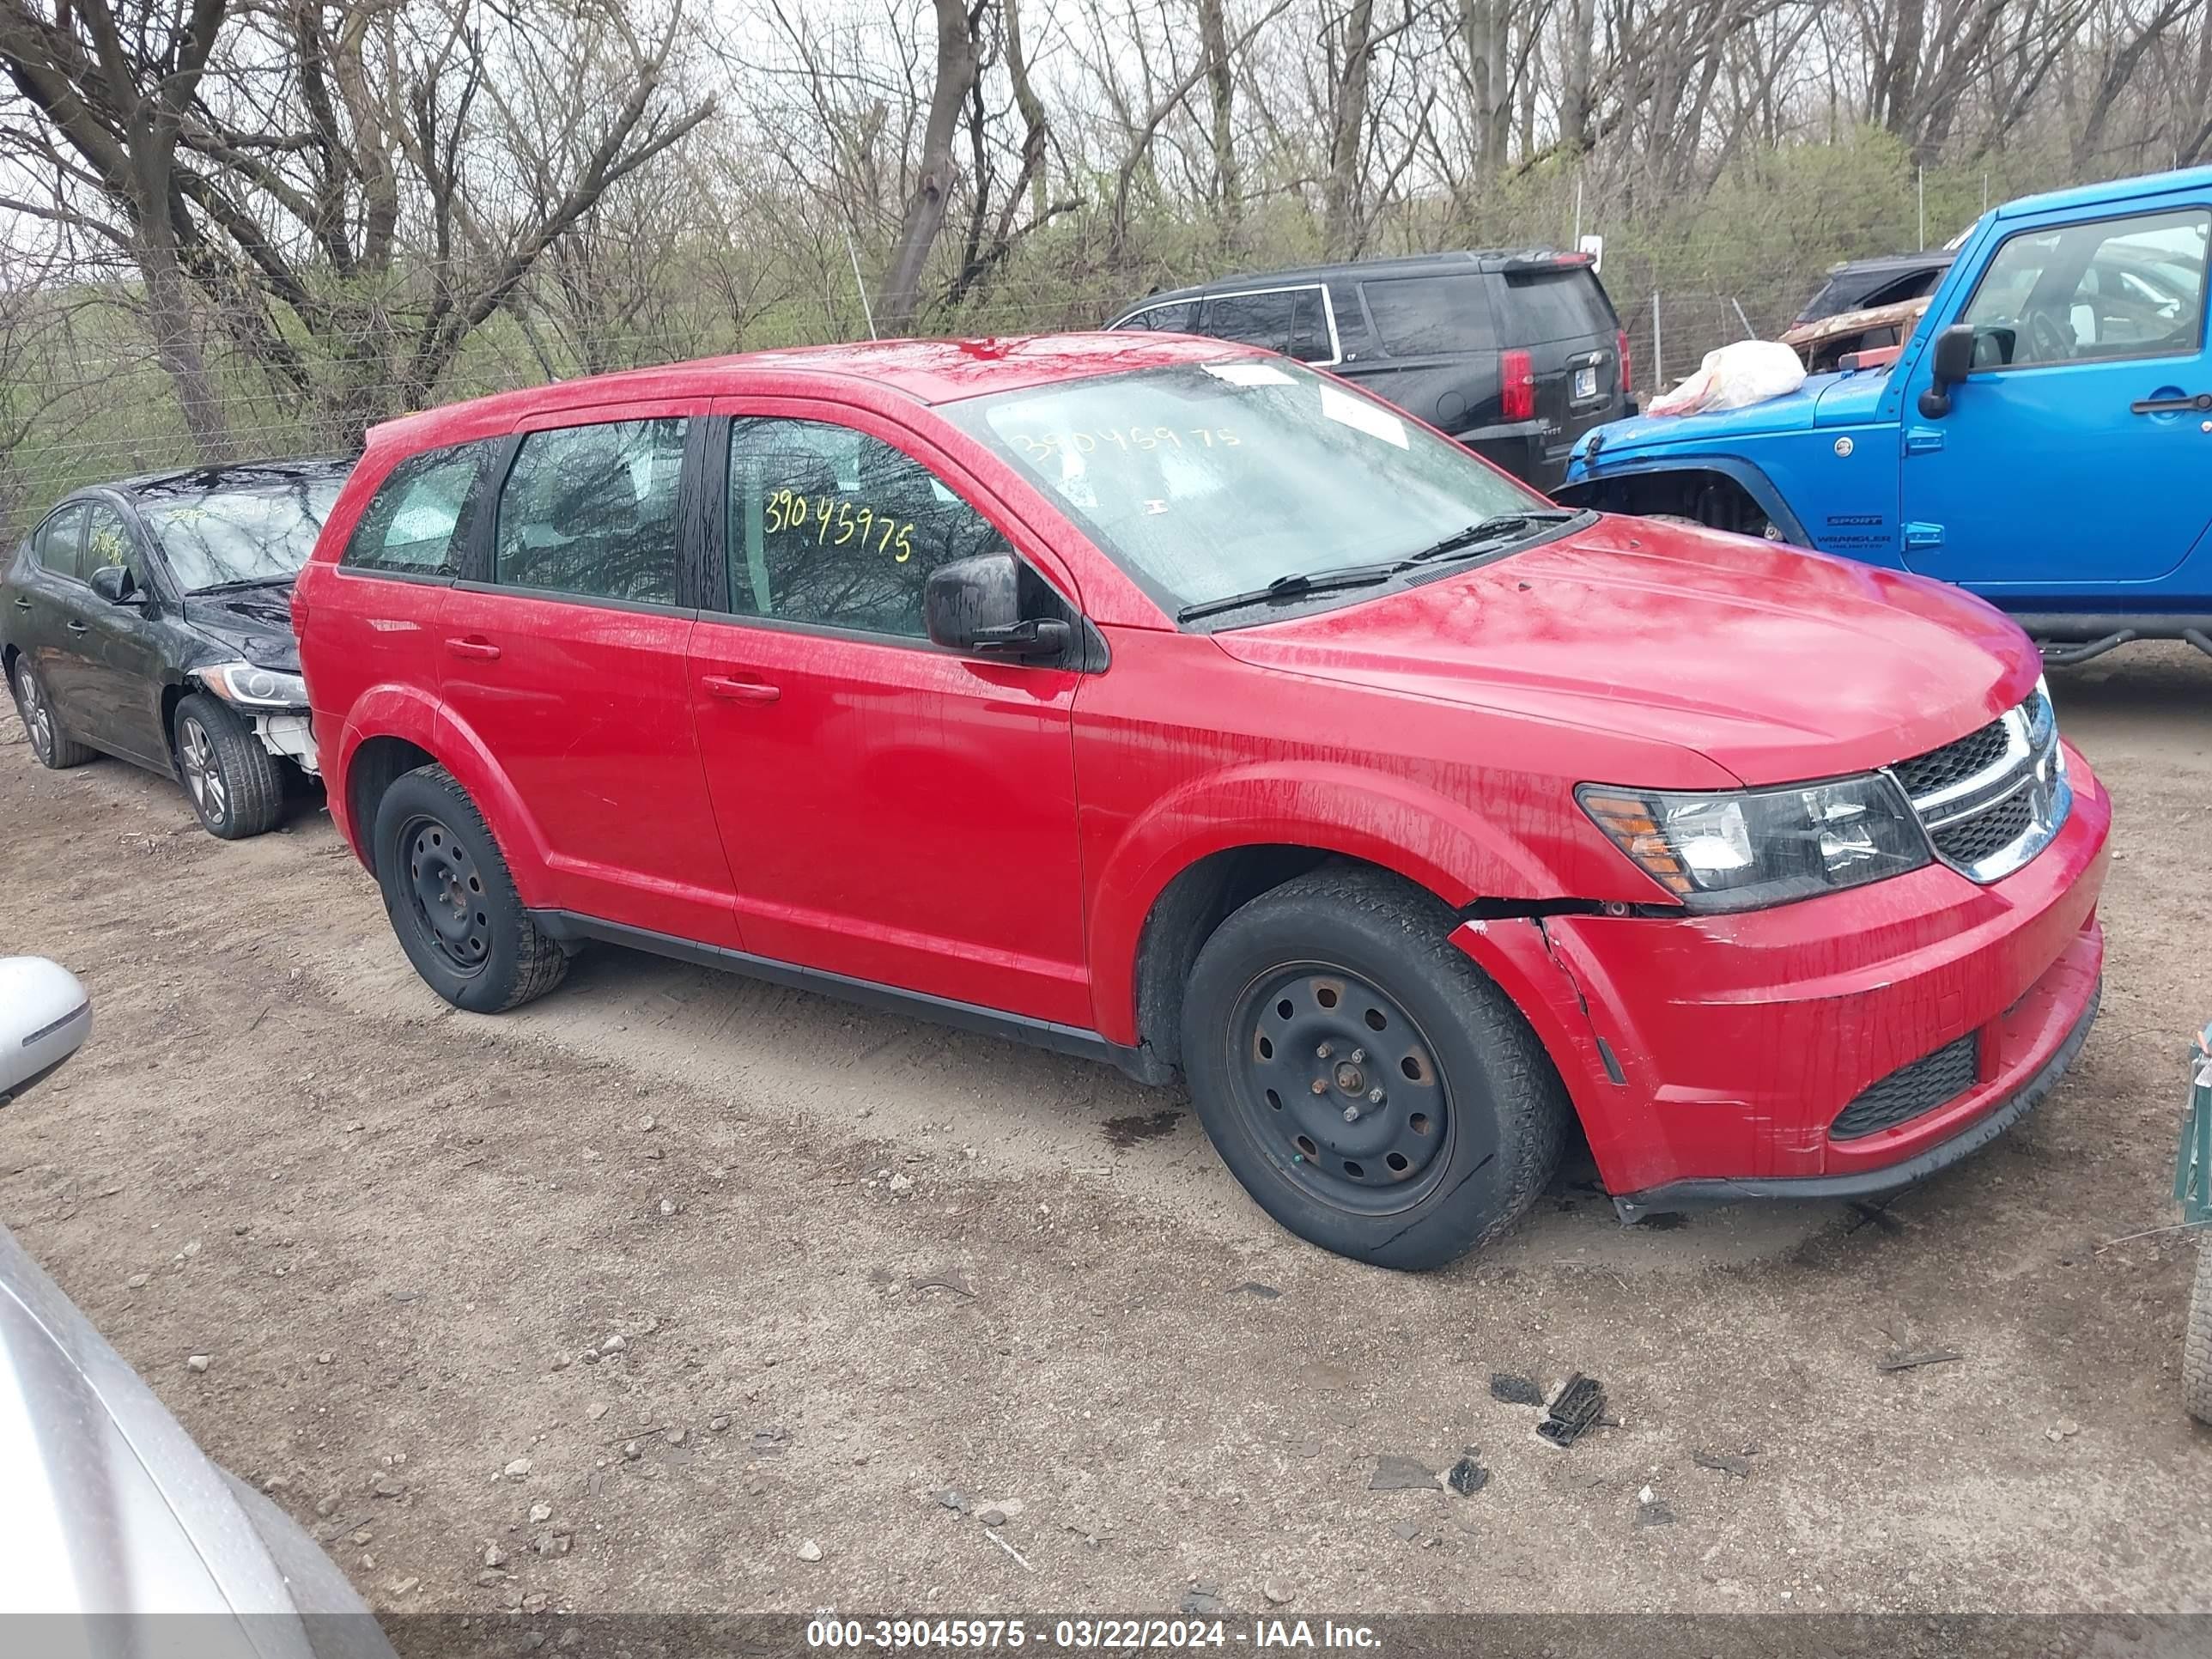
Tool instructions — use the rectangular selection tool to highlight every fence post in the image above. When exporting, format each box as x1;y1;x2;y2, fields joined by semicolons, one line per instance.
1651;290;1664;388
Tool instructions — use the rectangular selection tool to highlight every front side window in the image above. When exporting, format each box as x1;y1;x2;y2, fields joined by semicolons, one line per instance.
1116;300;1198;332
725;419;1011;639
1960;208;2209;368
495;419;687;605
142;477;341;592
34;503;88;581
81;504;138;582
943;359;1543;618
343;444;489;577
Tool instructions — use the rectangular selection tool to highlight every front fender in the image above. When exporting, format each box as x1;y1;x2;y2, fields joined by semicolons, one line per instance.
1086;761;1566;1046
1557;453;1812;546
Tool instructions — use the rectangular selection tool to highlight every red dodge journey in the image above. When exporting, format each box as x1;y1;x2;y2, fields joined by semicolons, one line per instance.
293;334;2108;1268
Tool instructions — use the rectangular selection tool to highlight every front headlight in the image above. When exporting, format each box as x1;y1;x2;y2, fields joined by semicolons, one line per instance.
200;660;309;708
1577;774;1930;913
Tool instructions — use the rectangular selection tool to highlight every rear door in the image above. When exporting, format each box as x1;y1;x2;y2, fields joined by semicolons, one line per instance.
19;502;93;732
1493;261;1626;475
437;406;740;946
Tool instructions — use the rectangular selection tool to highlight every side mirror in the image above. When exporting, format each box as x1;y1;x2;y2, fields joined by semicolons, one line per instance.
0;957;91;1105
89;564;139;605
924;552;1073;663
1917;324;1978;419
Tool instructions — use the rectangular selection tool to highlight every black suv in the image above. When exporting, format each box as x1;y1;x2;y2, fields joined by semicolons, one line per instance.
3;459;349;839
1105;250;1631;489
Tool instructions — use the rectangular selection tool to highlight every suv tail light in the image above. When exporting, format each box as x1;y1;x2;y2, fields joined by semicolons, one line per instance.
1617;329;1632;397
1500;349;1535;422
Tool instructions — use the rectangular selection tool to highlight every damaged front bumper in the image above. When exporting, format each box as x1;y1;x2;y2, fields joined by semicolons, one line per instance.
252;710;318;775
1453;747;2112;1218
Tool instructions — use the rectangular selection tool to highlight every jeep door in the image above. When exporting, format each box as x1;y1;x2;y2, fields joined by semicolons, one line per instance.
1899;199;2211;588
688;399;1090;1029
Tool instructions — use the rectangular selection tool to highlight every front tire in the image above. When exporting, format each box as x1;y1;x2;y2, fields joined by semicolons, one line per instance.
1180;866;1570;1270
12;657;94;769
2185;1238;2212;1426
173;693;283;838
371;763;567;1013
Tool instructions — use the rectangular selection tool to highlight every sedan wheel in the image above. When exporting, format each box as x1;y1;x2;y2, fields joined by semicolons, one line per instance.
11;659;91;769
178;714;229;828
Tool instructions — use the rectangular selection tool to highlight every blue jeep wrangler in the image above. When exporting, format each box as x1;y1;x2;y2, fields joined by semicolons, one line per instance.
1559;165;2212;665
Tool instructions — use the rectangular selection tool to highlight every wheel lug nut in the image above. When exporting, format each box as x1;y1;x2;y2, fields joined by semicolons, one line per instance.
1310;1079;1328;1095
1341;1104;1360;1123
1316;1042;1333;1060
1351;1048;1366;1064
1368;1088;1385;1105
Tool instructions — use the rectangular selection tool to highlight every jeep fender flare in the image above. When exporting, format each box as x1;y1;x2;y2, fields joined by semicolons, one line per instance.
1086;762;1563;1047
1560;454;1812;546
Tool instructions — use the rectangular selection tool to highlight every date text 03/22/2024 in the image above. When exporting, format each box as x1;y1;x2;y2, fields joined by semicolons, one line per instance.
805;1618;1383;1650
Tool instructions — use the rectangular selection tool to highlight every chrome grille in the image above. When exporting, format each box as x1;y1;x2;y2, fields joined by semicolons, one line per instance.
1888;682;2070;884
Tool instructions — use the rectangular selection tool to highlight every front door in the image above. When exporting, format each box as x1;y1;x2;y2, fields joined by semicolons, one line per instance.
689;403;1091;1029
68;501;171;767
1899;200;2211;590
436;410;739;945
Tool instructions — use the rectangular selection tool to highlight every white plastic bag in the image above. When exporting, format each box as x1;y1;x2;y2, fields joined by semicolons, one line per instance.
1646;339;1806;417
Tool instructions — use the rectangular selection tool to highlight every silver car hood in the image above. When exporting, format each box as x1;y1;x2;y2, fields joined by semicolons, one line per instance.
0;1222;392;1658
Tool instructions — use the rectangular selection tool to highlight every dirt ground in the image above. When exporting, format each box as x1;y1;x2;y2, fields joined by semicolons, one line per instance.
3;647;2210;1621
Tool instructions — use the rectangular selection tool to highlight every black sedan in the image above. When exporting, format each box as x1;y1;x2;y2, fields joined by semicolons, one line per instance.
3;459;351;838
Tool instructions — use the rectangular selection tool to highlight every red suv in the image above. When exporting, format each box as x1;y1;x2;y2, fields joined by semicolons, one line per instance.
294;335;2110;1269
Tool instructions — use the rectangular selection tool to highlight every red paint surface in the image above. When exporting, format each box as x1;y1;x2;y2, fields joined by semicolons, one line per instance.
298;334;2112;1200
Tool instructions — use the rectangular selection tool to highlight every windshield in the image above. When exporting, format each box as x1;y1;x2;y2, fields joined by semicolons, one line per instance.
143;481;343;592
943;360;1543;615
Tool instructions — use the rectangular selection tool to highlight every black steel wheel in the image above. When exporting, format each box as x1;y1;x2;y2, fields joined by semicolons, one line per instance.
399;812;494;975
1226;964;1462;1215
370;763;568;1013
1181;866;1570;1270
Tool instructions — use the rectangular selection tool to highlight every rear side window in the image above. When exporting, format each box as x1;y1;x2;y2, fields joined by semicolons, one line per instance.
342;443;491;577
1361;275;1496;356
494;418;688;605
33;503;88;581
1499;269;1616;343
725;418;1011;639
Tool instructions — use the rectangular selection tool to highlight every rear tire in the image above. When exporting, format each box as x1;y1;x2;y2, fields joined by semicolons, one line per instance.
2185;1238;2212;1426
11;657;94;769
371;763;567;1013
173;693;283;839
1179;866;1569;1270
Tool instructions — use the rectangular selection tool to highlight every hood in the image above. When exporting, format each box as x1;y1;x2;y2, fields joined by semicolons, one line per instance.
1575;368;1887;464
181;583;301;672
0;1222;388;1649
1211;516;2037;786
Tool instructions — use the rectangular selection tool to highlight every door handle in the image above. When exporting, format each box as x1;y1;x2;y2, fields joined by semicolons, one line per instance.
64;619;88;635
444;636;501;662
702;673;781;704
10;596;28;611
2130;392;2212;415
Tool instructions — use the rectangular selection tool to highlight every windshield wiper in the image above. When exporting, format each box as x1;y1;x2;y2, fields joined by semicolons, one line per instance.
1176;564;1398;623
1395;508;1583;568
188;574;297;596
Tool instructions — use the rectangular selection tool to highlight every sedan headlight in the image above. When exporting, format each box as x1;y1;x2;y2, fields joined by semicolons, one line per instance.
1577;774;1930;913
199;660;309;708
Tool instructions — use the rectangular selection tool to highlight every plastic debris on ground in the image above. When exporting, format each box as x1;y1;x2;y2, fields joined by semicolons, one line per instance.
1536;1373;1606;1448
